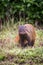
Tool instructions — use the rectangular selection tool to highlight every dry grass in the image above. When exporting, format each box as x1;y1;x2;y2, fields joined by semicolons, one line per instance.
0;26;43;65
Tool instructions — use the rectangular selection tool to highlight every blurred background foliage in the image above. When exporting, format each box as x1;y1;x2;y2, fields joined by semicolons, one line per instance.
0;0;43;30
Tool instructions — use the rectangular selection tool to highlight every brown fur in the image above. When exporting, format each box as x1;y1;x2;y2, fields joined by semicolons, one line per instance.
19;24;36;47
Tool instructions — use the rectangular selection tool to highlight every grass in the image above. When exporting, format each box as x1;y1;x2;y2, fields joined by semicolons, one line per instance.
0;26;43;65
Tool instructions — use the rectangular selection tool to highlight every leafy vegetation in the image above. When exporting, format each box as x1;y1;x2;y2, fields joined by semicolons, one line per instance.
0;0;43;65
0;0;43;30
0;28;43;65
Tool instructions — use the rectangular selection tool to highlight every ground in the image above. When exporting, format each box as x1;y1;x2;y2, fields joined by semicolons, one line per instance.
0;27;43;65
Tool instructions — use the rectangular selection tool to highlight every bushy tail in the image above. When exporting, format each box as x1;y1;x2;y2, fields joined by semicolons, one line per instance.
14;35;20;43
